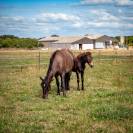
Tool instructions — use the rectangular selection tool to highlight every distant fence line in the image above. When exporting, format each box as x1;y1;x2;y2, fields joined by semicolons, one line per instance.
0;57;132;71
0;50;133;71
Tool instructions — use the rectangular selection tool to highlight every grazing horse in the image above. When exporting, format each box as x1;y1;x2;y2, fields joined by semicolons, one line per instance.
40;49;74;99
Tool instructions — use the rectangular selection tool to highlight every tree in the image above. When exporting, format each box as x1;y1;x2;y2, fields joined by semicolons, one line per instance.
0;35;38;48
127;36;133;46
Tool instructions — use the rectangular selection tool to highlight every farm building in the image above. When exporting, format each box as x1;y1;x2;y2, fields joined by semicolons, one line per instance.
38;34;117;50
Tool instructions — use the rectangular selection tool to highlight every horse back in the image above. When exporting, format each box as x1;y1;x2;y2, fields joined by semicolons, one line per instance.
51;49;74;74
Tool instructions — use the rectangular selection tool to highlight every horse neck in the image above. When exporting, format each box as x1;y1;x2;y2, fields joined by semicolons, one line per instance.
45;52;56;85
80;59;86;70
74;56;86;71
44;50;57;83
45;66;53;88
81;54;88;64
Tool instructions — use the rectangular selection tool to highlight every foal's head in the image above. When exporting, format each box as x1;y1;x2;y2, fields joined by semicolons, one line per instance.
83;52;94;68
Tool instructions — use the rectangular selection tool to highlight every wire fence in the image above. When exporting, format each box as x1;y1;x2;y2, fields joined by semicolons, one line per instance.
0;49;133;72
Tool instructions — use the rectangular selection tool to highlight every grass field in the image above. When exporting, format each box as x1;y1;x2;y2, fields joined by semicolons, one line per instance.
0;50;133;133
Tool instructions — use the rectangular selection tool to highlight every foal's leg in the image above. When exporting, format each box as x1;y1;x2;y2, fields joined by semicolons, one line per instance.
81;71;84;90
55;74;60;95
76;71;80;90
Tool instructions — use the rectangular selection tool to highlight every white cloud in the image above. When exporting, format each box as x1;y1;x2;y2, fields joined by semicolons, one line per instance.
77;9;133;29
33;12;82;30
35;13;80;23
81;0;133;5
71;21;83;28
0;16;27;32
0;9;133;37
0;15;62;35
86;21;133;29
118;9;123;13
121;16;133;20
0;16;24;23
116;0;133;5
81;0;113;4
90;9;120;21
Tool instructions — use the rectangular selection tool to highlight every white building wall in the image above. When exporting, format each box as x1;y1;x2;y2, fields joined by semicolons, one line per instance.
51;43;71;49
95;42;105;49
71;44;93;50
71;44;79;50
82;44;93;50
120;36;125;44
53;43;94;50
60;43;93;50
46;42;108;50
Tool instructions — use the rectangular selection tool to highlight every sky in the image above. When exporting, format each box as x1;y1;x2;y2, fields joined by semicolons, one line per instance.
0;0;133;38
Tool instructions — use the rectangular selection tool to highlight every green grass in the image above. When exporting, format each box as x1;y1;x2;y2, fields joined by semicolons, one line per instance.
0;50;133;133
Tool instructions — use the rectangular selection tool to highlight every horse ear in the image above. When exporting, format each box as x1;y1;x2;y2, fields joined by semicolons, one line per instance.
86;51;91;56
40;76;44;81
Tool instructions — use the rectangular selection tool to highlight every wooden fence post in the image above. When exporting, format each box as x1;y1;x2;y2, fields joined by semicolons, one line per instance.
38;51;40;70
130;50;132;56
114;49;118;63
116;49;118;62
21;66;23;72
99;50;101;61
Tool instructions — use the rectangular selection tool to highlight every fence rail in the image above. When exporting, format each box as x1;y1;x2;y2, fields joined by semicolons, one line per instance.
0;50;133;71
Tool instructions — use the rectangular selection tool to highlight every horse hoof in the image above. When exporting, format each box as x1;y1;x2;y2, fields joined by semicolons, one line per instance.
63;93;66;97
42;95;48;99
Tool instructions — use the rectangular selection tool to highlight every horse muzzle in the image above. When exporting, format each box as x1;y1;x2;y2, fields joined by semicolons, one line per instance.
89;62;94;68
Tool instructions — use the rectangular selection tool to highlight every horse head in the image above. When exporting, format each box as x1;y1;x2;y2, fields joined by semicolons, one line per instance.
40;76;48;99
85;52;94;68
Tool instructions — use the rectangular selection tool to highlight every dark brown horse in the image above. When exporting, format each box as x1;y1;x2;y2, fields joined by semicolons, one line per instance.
65;51;93;91
40;49;74;99
73;51;93;90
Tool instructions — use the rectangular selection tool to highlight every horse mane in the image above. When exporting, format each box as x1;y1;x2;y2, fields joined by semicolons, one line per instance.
46;50;60;78
77;51;91;59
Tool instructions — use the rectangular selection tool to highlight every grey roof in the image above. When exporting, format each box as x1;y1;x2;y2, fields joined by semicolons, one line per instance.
38;36;59;42
72;37;93;44
85;34;103;39
39;34;117;43
39;36;84;43
53;36;84;44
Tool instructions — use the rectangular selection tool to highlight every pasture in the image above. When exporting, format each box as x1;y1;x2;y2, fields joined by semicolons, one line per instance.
0;50;133;133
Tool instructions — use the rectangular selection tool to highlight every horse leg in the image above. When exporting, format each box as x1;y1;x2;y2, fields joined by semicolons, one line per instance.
55;74;60;95
60;75;63;92
81;71;84;90
67;72;71;90
61;73;66;96
65;73;68;90
76;71;80;90
65;72;71;91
